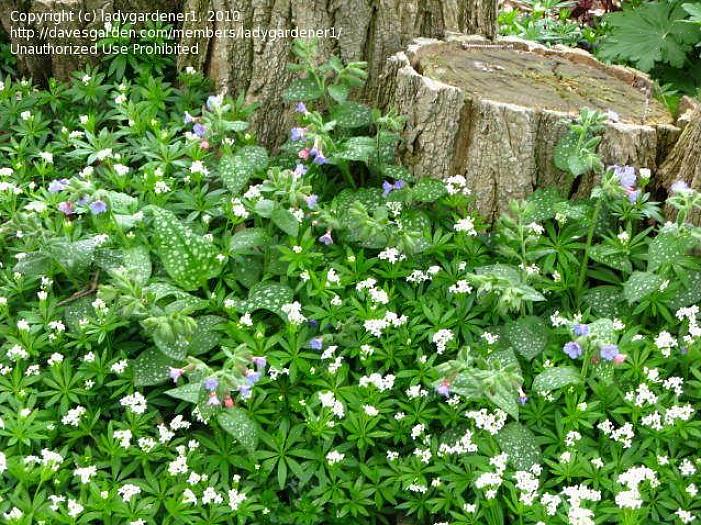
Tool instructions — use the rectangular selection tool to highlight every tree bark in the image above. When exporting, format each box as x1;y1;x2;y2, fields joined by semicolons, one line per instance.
177;0;499;147
382;35;683;222
658;106;701;222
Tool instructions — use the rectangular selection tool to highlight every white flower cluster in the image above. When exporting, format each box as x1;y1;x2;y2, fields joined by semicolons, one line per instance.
438;430;478;456
281;301;306;325
466;409;507;435
448;279;473;294
120;392;148;415
454;216;477;236
475;453;508;499
363;311;408;337
406;265;441;284
615;465;658;510
597;419;634;448
514;466;541;505
432;329;454;354
444;174;471;196
359;373;395;391
377;247;405;264
319;391;345;418
561;484;601;525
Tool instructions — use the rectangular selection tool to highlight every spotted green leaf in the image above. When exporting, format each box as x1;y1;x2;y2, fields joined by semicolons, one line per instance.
623;271;664;304
336;136;376;162
220;146;269;196
165;382;201;404
133;348;183;387
503;316;549;360
532;366;582;393
150;207;220;291
228;281;293;316
412;179;448;203
230;228;271;255
283;77;323;101
217;408;258;453
271;208;300;237
496;422;541;470
330;101;372;128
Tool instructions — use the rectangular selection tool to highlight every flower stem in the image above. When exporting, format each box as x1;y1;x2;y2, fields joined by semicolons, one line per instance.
576;197;603;305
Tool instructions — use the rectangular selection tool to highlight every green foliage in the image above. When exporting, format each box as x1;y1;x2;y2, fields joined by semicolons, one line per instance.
554;108;607;179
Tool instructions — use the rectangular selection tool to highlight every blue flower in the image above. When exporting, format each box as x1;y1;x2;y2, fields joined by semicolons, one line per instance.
204;377;219;391
239;385;252;399
193;123;206;138
600;344;619;362
563;341;583;359
572;323;589;337
309;337;323;351
252;356;267;369
206;95;222;111
627;189;640;203
183;111;194;124
382;180;394;197
89;200;107;215
295;102;308;114
290;127;306;142
48;178;69;193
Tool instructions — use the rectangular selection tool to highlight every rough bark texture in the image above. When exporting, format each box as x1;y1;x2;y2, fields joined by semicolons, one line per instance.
177;0;499;147
0;0;180;83
383;35;684;222
658;107;701;222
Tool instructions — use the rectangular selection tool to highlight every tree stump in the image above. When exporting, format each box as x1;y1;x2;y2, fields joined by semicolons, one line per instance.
178;0;498;147
658;106;701;223
380;35;685;222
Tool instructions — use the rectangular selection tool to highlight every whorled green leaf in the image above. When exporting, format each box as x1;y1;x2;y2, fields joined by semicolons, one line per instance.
532;366;582;393
149;207;220;291
217;408;258;453
496;422;541;470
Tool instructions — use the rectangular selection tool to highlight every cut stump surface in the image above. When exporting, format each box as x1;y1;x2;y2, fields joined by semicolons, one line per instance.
381;35;684;221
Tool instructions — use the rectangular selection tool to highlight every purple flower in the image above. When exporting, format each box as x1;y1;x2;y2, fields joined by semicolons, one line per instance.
193;123;206;138
89;200;107;215
245;370;261;385
318;230;333;246
252;356;267;369
169;367;184;383
206;95;222;111
518;389;528;405
78;195;91;206
382;180;394;198
435;381;451;397
290;127;306;142
305;194;318;208
207;393;221;406
563;341;583;359
671;181;691;194
627;189;640;203
394;180;406;191
308;319;319;329
295;102;308;114
572;323;589;337
48;178;69;193
58;201;74;215
312;151;327;165
293;164;307;178
309;337;323;351
203;377;219;391
600;344;619;362
239;385;252;399
613;165;636;190
183;111;194;125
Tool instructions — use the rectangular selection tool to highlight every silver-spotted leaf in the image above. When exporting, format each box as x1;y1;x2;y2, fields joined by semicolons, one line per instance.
496;422;541;470
150;207;219;291
532;366;582;393
217;408;258;453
